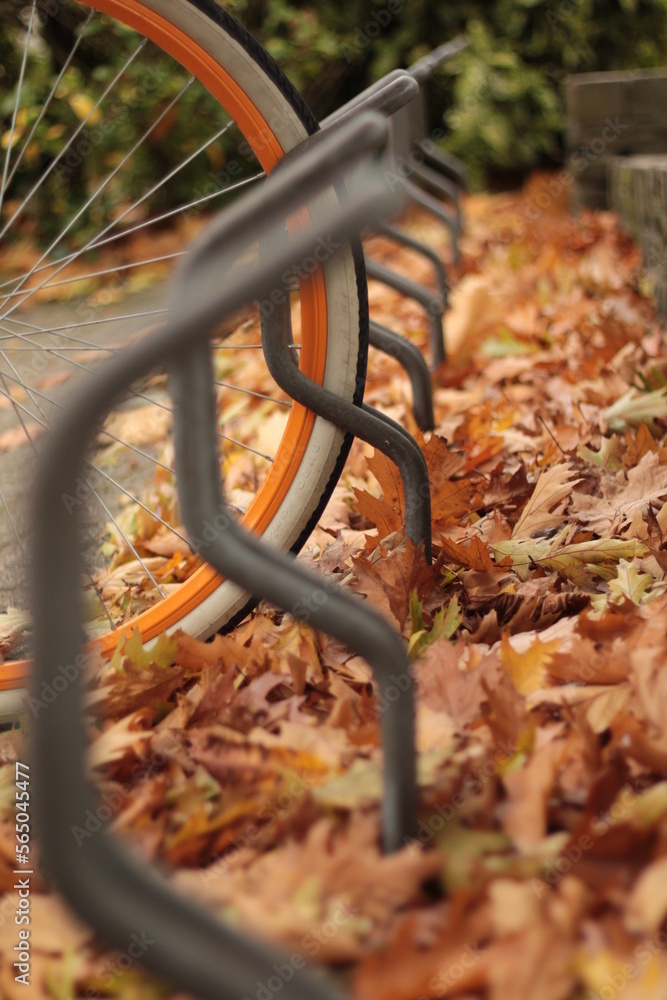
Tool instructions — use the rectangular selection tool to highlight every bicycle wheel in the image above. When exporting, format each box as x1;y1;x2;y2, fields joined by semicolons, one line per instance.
0;0;368;707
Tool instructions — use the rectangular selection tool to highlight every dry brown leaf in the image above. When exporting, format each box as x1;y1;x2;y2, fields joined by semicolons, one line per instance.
512;462;580;539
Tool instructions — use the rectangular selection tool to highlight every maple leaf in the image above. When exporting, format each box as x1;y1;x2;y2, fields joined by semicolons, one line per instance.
594;558;654;610
500;634;562;696
350;539;437;632
352;449;406;543
419;432;483;528
512;462;581;539
353;434;479;543
108;627;178;673
438;533;497;570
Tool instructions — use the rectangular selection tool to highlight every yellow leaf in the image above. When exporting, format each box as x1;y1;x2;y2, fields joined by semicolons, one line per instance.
606;558;654;605
500;634;562;695
69;93;102;125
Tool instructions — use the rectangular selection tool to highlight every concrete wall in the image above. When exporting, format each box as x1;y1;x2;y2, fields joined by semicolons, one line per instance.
565;68;667;213
609;154;667;315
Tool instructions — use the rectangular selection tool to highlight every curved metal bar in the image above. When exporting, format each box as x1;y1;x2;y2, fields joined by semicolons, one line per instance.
375;220;450;302
365;255;446;369
258;302;432;560
316;74;418;138
415;139;469;192
32;116;418;1000
406;179;461;270
411;160;463;224
369;320;435;431
321;69;413;127
169;342;418;849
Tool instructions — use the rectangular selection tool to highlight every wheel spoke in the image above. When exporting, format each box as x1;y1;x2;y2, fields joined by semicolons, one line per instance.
0;1;37;220
4;11;96;194
0;252;187;303
0;0;345;647
0;172;264;298
1;74;198;317
0;38;149;246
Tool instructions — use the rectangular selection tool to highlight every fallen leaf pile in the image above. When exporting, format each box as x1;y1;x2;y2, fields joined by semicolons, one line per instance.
4;172;667;998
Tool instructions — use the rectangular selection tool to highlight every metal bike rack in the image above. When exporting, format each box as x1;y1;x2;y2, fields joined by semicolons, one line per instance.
321;39;470;375
369;320;435;431
258;75;433;553
32;115;420;1000
322;74;446;425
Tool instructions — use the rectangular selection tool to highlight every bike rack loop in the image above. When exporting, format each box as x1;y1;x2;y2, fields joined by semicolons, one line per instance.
258;293;432;560
282;73;439;437
376;220;450;302
321;72;451;370
369;320;435;432
32;115;418;1000
364;254;446;370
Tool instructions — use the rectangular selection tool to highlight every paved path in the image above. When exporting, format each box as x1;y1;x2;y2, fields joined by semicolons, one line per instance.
0;285;168;613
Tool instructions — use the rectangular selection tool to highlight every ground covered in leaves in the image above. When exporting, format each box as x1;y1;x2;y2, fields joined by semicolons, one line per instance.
3;175;667;999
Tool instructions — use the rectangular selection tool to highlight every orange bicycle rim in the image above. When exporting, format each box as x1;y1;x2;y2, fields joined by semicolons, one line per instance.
1;0;328;690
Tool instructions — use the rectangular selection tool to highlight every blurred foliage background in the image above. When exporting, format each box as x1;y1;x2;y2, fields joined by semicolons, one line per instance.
224;0;667;187
1;0;667;249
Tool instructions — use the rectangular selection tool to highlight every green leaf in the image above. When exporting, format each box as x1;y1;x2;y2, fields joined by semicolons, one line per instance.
409;596;462;658
604;387;667;433
109;628;178;673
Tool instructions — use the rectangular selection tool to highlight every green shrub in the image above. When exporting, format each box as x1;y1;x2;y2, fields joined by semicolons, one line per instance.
2;0;667;249
226;0;667;187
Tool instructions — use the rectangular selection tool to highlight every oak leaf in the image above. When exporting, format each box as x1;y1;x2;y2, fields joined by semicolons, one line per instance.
512;462;581;539
350;539;437;632
439;533;496;570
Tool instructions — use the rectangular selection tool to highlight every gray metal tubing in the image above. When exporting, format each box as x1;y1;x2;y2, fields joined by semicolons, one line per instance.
406;180;460;268
375;220;450;302
365;256;446;369
32;121;416;1000
415;138;469;192
282;76;418;169
321;69;412;127
408;35;469;84
412;160;463;223
170;343;418;853
177;114;390;300
369;320;435;431
259;300;432;560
